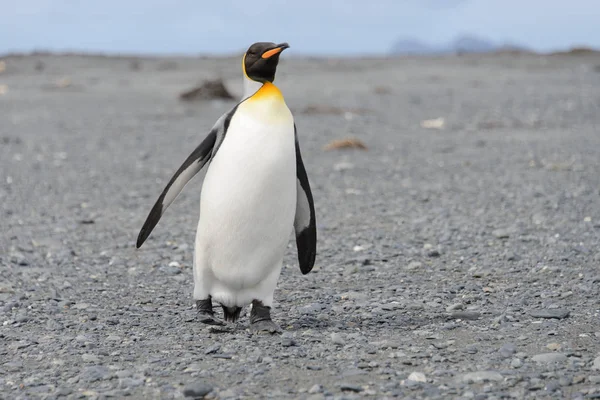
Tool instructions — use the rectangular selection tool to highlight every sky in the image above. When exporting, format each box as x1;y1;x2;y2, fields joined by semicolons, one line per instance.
2;0;600;56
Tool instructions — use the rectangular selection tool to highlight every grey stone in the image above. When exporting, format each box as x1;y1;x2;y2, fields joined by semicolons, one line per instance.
183;381;213;398
531;353;567;364
529;309;570;319
80;366;111;382
499;343;517;358
330;333;345;346
450;311;480;320
492;229;510;239
340;383;363;392
308;384;323;394
461;371;504;383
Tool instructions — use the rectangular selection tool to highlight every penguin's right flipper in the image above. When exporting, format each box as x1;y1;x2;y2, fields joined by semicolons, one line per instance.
136;109;238;248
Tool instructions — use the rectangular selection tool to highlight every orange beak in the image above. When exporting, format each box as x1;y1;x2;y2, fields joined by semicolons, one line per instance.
261;43;290;59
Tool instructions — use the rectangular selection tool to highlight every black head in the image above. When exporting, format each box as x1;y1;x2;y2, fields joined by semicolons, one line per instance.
243;42;289;83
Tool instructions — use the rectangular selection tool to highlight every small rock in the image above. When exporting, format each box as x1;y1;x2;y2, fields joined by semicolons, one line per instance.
450;311;480;320
115;370;133;379
331;333;345;346
461;371;504;383
546;343;561;351
308;384;323;394
183;381;213;398
406;261;422;270
55;386;72;396
492;229;510;239
205;344;220;355
529;309;570;319
446;303;463;312
532;353;567;364
281;338;296;347
119;377;144;388
589;376;600;384
511;358;522;368
592;356;600;370
80;366;111;382
340;383;362;392
427;249;441;257
499;343;517;358
407;372;426;382
82;354;100;363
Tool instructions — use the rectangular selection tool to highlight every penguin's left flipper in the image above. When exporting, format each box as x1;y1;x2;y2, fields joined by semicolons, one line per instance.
136;109;238;248
293;125;317;275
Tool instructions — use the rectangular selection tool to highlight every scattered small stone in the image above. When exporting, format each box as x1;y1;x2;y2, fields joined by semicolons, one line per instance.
406;261;423;270
340;383;363;392
450;311;480;320
427;249;441;257
82;354;100;363
308;384;323;394
205;344;220;355
331;333;345;346
183;381;213;398
529;309;570;319
546;342;561;351
492;229;510;239
592;356;600;370
531;353;567;364
80;366;111;382
281;338;296;347
461;371;504;383
511;358;522;368
499;343;517;358
407;372;427;382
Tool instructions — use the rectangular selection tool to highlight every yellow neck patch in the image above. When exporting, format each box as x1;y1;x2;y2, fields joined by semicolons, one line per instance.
249;82;284;103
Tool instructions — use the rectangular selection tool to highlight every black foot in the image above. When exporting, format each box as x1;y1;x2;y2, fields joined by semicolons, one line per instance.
222;306;242;323
196;298;225;326
249;300;282;334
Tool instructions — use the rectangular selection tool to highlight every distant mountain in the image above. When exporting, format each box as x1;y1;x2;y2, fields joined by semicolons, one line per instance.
390;34;530;55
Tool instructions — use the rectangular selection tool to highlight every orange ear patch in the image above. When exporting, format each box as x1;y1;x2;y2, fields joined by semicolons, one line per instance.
262;48;283;59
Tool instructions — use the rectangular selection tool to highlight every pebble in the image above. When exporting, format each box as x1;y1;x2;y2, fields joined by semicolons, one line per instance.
407;372;427;382
593;356;600;370
510;358;522;368
450;311;480;320
308;384;323;394
331;333;345;346
589;376;600;384
531;353;567;364
340;383;363;392
546;342;561;351
80;366;111;382
492;229;510;239
183;381;213;398
446;303;463;312
529;309;570;319
499;343;516;358
406;261;422;270
81;354;100;363
461;371;504;383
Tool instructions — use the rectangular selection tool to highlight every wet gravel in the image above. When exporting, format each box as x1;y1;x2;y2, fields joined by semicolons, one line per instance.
1;52;600;399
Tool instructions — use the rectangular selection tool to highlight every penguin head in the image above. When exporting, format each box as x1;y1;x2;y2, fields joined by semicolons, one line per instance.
243;42;289;83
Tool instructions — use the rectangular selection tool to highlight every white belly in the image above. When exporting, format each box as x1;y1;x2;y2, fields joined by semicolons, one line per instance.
194;105;296;306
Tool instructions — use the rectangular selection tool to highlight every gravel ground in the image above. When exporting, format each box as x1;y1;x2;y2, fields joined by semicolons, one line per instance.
1;52;600;399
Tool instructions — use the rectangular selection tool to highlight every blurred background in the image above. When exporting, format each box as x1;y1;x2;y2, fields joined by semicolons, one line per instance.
2;0;599;56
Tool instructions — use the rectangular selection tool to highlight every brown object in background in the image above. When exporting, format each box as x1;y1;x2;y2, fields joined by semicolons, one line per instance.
179;79;234;101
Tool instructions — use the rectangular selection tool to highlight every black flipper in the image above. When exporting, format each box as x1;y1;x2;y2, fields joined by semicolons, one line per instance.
293;125;317;274
136;109;237;248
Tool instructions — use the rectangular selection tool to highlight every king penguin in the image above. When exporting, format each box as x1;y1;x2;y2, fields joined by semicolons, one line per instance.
136;42;317;333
